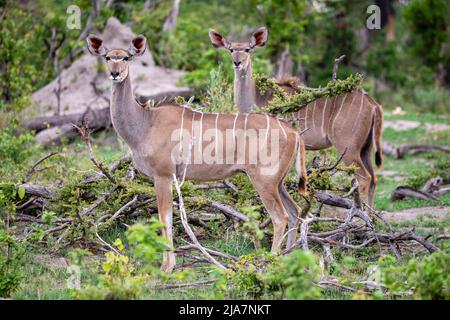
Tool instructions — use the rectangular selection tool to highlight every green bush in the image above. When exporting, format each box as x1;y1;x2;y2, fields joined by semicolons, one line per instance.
75;239;144;300
0;229;26;297
403;0;449;69
263;250;322;299
0;127;35;164
380;252;450;300
227;250;321;299
405;155;450;188
126;221;169;272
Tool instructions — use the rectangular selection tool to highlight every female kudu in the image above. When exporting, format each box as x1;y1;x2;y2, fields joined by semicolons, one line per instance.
209;27;384;207
87;34;307;273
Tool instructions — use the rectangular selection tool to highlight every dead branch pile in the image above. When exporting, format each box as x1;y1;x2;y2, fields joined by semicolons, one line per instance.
10;127;442;267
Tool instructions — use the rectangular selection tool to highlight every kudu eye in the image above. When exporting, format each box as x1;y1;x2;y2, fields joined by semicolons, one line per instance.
105;57;111;61
123;56;129;61
229;49;234;53
245;48;250;52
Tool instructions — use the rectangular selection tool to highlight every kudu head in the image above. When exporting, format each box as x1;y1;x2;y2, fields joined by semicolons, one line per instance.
86;34;147;83
208;27;268;74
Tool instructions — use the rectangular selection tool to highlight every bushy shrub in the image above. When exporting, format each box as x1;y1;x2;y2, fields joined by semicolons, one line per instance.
0;127;35;164
380;252;450;300
263;250;322;299
227;250;322;299
75;239;144;300
403;0;449;69
201;67;234;113
0;229;26;297
125;221;169;272
405;154;450;188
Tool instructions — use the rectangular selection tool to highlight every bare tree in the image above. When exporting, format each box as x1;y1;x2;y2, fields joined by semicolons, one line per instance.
163;0;181;32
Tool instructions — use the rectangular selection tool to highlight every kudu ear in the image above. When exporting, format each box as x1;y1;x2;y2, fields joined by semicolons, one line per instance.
129;35;147;57
86;34;107;56
208;29;229;49
250;27;268;49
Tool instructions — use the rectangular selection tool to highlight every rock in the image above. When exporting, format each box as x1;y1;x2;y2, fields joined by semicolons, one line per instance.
30;17;190;117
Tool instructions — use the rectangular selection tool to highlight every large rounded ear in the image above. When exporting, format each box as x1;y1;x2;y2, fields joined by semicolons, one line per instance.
250;27;268;49
129;35;147;56
208;29;229;49
86;34;107;56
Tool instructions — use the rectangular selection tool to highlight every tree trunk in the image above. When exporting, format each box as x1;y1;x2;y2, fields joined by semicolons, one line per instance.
163;0;181;32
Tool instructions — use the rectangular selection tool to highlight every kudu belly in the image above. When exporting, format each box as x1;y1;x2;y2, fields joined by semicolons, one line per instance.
297;96;335;150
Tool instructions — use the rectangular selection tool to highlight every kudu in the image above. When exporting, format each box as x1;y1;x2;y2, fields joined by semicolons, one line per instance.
209;27;384;207
87;34;308;273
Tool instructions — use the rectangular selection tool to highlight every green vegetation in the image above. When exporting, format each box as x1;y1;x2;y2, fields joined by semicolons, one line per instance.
256;73;363;114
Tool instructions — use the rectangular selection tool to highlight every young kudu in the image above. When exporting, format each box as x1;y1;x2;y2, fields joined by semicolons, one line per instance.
209;27;384;207
87;34;308;273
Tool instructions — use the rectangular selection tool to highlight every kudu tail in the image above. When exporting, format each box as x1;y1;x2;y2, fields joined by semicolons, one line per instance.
372;100;384;168
295;135;308;195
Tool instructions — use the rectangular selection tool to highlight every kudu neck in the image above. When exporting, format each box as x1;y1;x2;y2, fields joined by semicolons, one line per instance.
233;60;258;113
110;73;149;148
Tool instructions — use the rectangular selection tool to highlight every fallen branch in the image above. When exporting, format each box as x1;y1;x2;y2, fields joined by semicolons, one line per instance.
391;186;439;201
390;177;448;202
173;174;227;270
382;141;450;159
24;152;59;182
184;197;249;222
152;278;218;290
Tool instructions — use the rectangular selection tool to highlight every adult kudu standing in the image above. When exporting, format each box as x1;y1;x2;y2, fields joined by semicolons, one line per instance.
86;34;308;273
209;27;384;207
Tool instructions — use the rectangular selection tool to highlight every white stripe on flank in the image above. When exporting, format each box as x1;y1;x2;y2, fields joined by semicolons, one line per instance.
311;100;317;132
321;97;328;138
277;118;287;139
232;113;239;139
295;134;300;178
331;93;347;133
304;105;309;131
179;107;186;152
352;92;364;132
326;97;337;134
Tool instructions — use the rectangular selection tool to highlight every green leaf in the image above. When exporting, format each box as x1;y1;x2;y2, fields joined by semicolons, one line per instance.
18;186;25;200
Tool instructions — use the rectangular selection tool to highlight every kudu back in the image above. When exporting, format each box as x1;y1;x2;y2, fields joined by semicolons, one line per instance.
209;27;384;207
87;34;307;273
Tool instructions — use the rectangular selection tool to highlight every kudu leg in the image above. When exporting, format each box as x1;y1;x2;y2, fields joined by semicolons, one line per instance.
361;142;377;208
249;174;289;253
278;183;300;249
154;176;176;273
343;152;372;206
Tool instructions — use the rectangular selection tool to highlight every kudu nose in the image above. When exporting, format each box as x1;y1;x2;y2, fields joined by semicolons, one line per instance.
233;61;241;67
111;71;120;78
